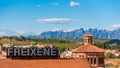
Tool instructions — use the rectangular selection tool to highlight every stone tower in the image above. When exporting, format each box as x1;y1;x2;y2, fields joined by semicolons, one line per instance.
84;34;93;45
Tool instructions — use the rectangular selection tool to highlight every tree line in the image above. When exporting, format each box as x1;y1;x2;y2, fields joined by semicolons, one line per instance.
0;36;120;49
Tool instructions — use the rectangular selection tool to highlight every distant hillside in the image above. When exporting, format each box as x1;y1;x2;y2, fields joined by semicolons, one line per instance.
0;36;120;50
105;39;120;45
29;28;120;39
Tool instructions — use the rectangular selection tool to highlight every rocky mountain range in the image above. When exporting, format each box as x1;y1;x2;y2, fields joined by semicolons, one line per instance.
29;28;120;39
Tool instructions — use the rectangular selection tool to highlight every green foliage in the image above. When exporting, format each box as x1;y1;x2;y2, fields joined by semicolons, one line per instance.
107;39;120;45
0;36;81;50
110;43;118;49
0;36;120;50
117;55;120;58
93;38;120;49
115;65;118;68
105;63;113;67
105;52;114;58
3;47;7;51
0;43;2;45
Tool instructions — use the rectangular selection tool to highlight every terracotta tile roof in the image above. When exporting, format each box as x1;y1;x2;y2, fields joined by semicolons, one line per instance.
72;45;104;53
84;33;92;36
0;59;90;68
118;52;120;55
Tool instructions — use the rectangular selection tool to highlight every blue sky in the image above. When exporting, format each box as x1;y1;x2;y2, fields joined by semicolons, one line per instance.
0;0;120;35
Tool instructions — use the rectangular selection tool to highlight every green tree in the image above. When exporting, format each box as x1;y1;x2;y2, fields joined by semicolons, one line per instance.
110;43;118;49
105;52;113;58
19;36;26;41
117;55;120;58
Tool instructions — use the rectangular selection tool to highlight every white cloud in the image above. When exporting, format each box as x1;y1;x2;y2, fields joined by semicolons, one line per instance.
70;1;80;7
51;2;58;6
14;30;27;35
34;32;41;35
51;28;62;31
0;31;5;35
36;18;76;23
64;28;80;32
112;24;120;30
0;29;41;36
36;5;41;8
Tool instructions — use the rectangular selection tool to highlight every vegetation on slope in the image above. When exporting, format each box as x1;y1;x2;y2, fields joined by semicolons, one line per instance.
0;36;120;50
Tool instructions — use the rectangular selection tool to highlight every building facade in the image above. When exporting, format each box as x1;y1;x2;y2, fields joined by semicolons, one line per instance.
72;34;105;68
0;44;3;55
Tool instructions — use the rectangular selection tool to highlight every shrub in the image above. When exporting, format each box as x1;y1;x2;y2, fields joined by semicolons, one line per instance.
105;52;113;58
117;55;120;58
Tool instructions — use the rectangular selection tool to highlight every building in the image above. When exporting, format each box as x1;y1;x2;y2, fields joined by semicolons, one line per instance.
0;44;3;55
72;34;105;68
105;49;120;57
0;59;91;68
60;50;72;58
0;44;3;59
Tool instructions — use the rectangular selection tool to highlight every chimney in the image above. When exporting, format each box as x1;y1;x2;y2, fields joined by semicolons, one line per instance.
84;34;93;45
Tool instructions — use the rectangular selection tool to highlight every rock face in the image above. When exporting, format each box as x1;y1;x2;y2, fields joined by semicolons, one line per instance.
30;28;120;39
1;28;120;39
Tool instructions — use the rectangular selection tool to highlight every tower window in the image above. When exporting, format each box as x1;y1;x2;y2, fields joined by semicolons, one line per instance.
79;55;81;57
88;39;91;43
99;57;104;64
91;58;93;64
87;58;90;64
85;39;87;43
94;58;96;64
82;55;84;57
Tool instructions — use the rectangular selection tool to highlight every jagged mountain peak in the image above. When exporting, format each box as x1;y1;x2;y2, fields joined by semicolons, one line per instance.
29;28;120;39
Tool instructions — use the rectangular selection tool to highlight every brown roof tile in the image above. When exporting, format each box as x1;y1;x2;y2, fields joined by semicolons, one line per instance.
72;45;104;53
0;59;90;68
84;33;92;36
